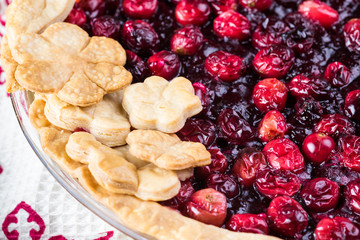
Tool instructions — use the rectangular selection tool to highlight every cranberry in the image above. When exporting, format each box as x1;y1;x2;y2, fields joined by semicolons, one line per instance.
121;20;159;55
175;0;210;26
226;213;269;234
294;97;323;126
252;78;288;113
206;173;239;198
217;109;254;145
122;0;158;19
213;10;251;41
338;135;360;172
252;18;289;49
177;118;216;147
267;196;308;237
125;50;149;83
90;15;120;39
73;127;90;133
147;50;180;80
282;24;314;54
345;179;360;215
185;188;227;226
302;133;335;165
204;51;245;82
196;148;228;179
239;0;273;11
232;148;267;187
255;169;301;199
258;110;287;142
65;8;87;28
263;138;305;173
78;0;106;18
300;178;340;212
315;217;360;240
208;0;238;15
252;45;295;79
192;83;210;115
161;179;195;210
344;90;360;121
314;114;355;139
288;74;330;100
324;62;351;87
298;1;339;28
344;19;360;53
170;25;203;56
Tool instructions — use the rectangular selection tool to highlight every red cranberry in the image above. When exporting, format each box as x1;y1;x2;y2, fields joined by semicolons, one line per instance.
170;25;203;56
175;0;210;26
196;148;228;179
255;169;301;199
185;188;227;226
252;78;288;113
252;45;295;79
204;51;245;82
338;135;360;172
177;118;216;147
161;179;195;210
122;0;158;19
344;19;360;53
258;110;287;142
78;0;106;18
315;217;360;240
288;74;330;100
263;138;305;173
314;114;355;139
252;18;289;49
302;133;335;165
294;97;323;126
226;213;269;234
344;90;360;121
345;179;360;215
90;15;120;39
239;0;273;11
147;50;180;80
324;62;351;87
125;50;149;83
65;8;87;28
232;148;267;187
192;83;210;115
267;196;308;237
298;0;339;28
217;109;254;145
300;178;340;212
207;173;239;198
283;24;314;54
122;20;159;55
213;10;251;41
208;0;238;15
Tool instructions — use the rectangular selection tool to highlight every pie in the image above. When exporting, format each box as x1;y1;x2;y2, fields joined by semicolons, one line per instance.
3;0;360;239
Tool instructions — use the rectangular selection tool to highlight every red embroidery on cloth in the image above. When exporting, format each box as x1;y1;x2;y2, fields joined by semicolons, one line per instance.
0;165;3;174
94;231;114;240
48;235;69;240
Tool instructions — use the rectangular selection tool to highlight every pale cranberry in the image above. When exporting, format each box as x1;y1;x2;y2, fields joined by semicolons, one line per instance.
315;217;360;240
252;45;295;79
239;0;273;11
324;62;350;87
205;51;245;82
207;173;239;198
345;179;360;215
213;10;251;41
122;0;158;19
226;214;269;234
344;90;360;121
294;97;323;126
125;50;149;83
302;133;335;165
147;50;180;80
263;138;305;173
258;110;287;142
192;83;210;114
232;148;267;187
298;0;339;28
78;0;106;18
196;148;228;178
288;74;330;99
177;118;216;147
344;18;360;53
252;78;288;113
185;188;227;226
314;114;355;139
252;18;289;49
338;135;360;172
175;0;210;26
90;15;120;39
208;0;238;15
170;25;203;55
65;8;87;27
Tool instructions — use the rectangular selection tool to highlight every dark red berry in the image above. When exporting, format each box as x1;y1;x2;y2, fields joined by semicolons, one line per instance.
344;18;360;53
206;173;240;198
226;213;269;234
192;82;210;115
196;148;228;179
315;217;360;240
170;25;203;55
65;8;87;28
294;97;323;126
345;179;360;215
282;24;314;54
258;110;287;142
314;114;355;139
344;90;360;121
288;75;330;100
298;0;339;28
302;133;335;165
90;15;120;39
160;179;195;211
213;10;251;40
252;18;289;49
78;0;106;18
324;62;350;87
122;0;158;19
147;50;180;80
125;50;149;83
177;118;216;147
208;0;238;15
239;0;273;11
175;0;210;26
338;135;360;172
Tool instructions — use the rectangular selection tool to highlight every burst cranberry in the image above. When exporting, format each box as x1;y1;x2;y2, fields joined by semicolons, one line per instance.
345;179;360;214
65;8;87;27
300;178;340;212
315;217;360;240
288;75;330;100
207;173;240;198
175;0;210;26
193;83;210;114
196;148;228;179
314;114;355;139
298;1;339;28
283;24;314;54
252;18;289;49
252;78;288;113
122;0;158;19
125;50;149;83
78;0;106;18
147;50;180;80
255;169;301;199
122;20;159;55
213;10;251;41
217;109;254;145
232;148;267;187
185;188;227;226
177;118;216;147
267;196;308;237
338;135;360;172
90;15;120;39
263;138;305;173
258;110;287;142
302;133;335;165
208;0;238;15
226;214;269;234
205;51;245;82
239;0;273;11
344;19;360;53
344;90;360;121
252;45;295;79
161;179;195;210
170;25;203;55
294;97;323;126
324;62;351;87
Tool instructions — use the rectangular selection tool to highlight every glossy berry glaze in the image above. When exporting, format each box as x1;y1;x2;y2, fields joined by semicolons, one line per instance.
68;0;360;239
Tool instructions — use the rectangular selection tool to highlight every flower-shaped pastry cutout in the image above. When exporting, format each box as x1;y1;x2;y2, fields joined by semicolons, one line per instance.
122;76;202;133
126;130;211;170
12;22;132;106
44;91;130;147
